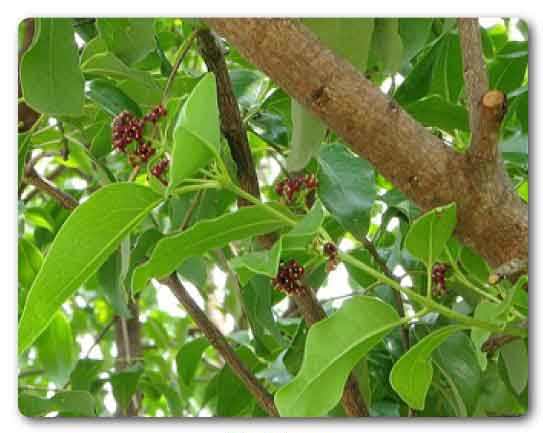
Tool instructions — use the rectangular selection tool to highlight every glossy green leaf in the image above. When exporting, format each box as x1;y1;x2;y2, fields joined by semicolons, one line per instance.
132;204;291;293
36;311;76;386
230;239;282;285
275;296;400;417
470;302;502;370
96;19;156;65
110;366;144;413
85;79;142;117
303;18;374;72
478;361;525;415
241;275;285;353
404;203;456;266
176;337;209;387
430;33;464;103
369;19;404;74
169;73;221;191
20;18;84;116
70;359;103;392
390;325;465;410
398;18;434;63
81;52;161;99
18;238;43;288
287;101;327;171
282;201;325;253
317;143;376;239
431;331;482;416
19;390;96;417
18;183;161;353
500;339;528;394
217;346;262;416
460;246;490;284
404;95;469;134
97;247;131;318
489;42;528;95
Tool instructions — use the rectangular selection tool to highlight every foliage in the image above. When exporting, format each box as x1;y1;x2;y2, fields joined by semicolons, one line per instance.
18;18;528;418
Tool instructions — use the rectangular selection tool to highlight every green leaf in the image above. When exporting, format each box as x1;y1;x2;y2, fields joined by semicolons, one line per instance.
36;311;76;386
287;101;327;171
500;339;528;395
132;204;291;293
217;346;262;416
369;19;404;74
478;361;525;415
282;200;325;253
389;325;465;410
97;247;131;318
430;33;464;103
431;331;482;415
110;366;144;413
81;52;160;99
169;73;221;191
470;302;502;370
19;390;96;417
20;18;84;116
18;183;161;353
241;275;285;353
317;143;376;239
459;246;490;284
404;95;469;134
96;18;156;65
230;239;283;285
302;18;374;72
85;79;142;117
176;337;209;387
344;248;377;288
489;42;528;95
275;296;400;417
398;19;434;63
18;238;43;288
283;322;308;376
70;359;103;391
404;203;456;267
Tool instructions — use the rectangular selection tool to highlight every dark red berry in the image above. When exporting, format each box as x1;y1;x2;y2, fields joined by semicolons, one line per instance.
151;158;169;178
323;242;337;257
112;111;144;152
272;259;307;295
431;263;448;297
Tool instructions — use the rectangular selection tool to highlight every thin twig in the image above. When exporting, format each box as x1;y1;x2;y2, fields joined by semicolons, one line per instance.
360;237;410;350
161;274;279;417
24;166;78;210
84;319;115;358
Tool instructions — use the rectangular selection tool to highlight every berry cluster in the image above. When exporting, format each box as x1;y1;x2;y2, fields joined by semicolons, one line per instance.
112;111;145;153
431;263;448;297
272;259;307;295
323;242;339;272
151;158;169;179
111;106;169;179
274;174;319;203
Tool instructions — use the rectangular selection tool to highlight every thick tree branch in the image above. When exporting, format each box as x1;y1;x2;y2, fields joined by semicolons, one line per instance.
198;29;261;206
206;18;527;269
161;274;279;417
24;166;78;210
458;18;506;162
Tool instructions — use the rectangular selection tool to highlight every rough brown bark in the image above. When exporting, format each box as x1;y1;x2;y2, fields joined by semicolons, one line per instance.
24;166;78;210
162;274;279;417
206;18;528;269
458;18;489;152
198;29;261;205
115;300;142;416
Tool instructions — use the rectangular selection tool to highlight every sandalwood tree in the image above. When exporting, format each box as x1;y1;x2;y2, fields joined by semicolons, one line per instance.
18;17;528;417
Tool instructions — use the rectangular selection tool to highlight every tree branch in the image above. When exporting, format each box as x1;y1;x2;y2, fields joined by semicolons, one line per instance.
24;166;78;210
161;274;279;417
198;29;261;205
206;18;527;269
458;18;506;162
114;300;142;416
